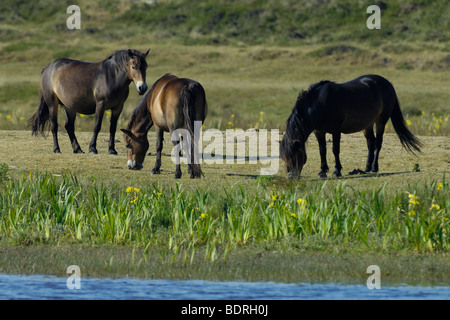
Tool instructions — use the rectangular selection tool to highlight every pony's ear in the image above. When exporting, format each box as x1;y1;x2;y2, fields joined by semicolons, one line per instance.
121;129;141;143
144;48;150;57
121;128;133;138
128;49;134;57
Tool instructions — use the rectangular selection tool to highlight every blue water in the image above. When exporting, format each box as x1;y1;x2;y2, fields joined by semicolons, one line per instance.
0;274;448;300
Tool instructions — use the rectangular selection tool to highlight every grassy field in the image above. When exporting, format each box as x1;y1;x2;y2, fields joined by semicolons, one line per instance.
0;0;449;285
0;131;448;283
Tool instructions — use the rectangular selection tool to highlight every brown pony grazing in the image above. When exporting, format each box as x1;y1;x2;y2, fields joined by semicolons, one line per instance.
121;73;208;179
280;74;422;178
29;49;150;155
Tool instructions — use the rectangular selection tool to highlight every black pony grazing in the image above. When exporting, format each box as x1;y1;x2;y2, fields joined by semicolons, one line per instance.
280;74;422;178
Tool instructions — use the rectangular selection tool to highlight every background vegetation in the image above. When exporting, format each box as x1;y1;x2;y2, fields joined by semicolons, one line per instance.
0;0;449;134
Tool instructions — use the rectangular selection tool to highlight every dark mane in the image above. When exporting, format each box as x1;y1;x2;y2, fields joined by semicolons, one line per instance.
103;49;148;70
126;90;151;131
285;80;332;141
294;80;332;112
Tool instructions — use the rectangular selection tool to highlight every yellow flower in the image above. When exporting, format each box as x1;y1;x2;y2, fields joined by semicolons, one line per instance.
126;187;140;193
290;213;297;218
227;121;233;126
19;116;25;121
297;198;307;206
421;111;425;116
408;210;416;217
230;114;235;119
200;213;209;219
431;204;440;210
408;193;419;205
130;198;137;204
260;111;264;116
437;183;443;191
6;115;12;120
406;120;411;126
269;202;274;208
271;195;277;201
80;114;86;118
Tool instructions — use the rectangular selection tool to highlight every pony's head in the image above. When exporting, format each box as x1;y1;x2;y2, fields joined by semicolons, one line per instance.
112;49;150;95
280;129;307;177
280;89;312;177
121;94;152;170
280;81;331;177
121;128;149;170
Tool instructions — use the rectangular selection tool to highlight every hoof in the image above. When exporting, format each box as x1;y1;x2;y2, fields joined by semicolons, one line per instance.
109;149;118;155
333;171;342;178
318;172;327;179
151;168;160;175
288;172;300;179
89;149;98;154
73;149;84;154
54;149;61;154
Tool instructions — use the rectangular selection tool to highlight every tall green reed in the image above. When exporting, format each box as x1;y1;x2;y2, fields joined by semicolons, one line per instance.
0;168;448;256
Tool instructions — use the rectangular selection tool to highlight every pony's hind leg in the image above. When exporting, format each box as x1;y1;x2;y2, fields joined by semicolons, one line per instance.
372;121;386;173
364;127;376;172
151;128;164;175
64;109;84;153
49;106;60;153
332;132;342;178
171;139;182;179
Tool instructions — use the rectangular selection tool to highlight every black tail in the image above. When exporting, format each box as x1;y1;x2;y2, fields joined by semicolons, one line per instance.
180;83;203;178
390;95;422;154
29;95;50;136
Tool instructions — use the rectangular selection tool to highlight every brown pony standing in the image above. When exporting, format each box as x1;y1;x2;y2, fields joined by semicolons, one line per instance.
29;49;149;155
121;73;207;179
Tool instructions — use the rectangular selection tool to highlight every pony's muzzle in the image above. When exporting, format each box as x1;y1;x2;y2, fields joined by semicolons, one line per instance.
136;81;148;95
127;160;143;170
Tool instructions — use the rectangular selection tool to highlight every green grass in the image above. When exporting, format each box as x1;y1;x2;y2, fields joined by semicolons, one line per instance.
1;166;448;251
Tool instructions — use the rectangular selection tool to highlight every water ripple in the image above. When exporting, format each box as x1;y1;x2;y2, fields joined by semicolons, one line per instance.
0;274;448;300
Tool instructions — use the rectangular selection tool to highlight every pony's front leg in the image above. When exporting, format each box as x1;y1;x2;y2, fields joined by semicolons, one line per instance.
314;131;328;178
332;132;342;178
108;107;123;155
89;101;105;154
151;128;164;175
